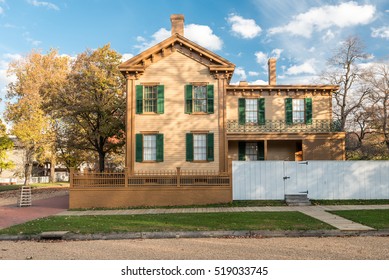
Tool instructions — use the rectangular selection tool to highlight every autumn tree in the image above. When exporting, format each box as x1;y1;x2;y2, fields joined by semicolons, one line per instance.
321;36;371;132
0;119;14;174
5;49;69;184
50;44;125;172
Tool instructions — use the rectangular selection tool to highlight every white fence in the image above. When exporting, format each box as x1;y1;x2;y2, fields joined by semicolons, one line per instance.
233;161;389;200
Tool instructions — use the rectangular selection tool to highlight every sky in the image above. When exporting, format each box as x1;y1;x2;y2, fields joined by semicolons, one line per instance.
0;0;388;120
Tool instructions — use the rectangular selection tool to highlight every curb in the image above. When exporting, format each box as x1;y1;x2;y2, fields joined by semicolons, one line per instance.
1;229;389;241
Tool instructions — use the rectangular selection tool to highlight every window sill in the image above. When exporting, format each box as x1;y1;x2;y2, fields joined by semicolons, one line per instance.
140;161;160;163
191;112;209;115
141;112;159;115
190;160;211;163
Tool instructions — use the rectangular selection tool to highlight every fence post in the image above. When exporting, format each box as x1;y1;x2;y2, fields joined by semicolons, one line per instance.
124;167;129;187
69;167;75;188
176;167;181;187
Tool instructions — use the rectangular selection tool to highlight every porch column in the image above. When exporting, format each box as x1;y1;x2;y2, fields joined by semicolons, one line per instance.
264;140;268;160
125;74;136;174
216;74;228;172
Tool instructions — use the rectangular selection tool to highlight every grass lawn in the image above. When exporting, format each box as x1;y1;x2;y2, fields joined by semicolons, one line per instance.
0;182;69;192
0;185;21;192
312;199;389;205
0;212;334;235
330;209;389;229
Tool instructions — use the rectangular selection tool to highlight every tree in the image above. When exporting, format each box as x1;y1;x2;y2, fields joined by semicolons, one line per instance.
5;49;69;184
50;44;125;171
0;119;14;174
363;63;389;152
321;36;371;132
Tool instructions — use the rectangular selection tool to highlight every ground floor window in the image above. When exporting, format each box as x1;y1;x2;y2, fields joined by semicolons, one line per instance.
238;141;264;161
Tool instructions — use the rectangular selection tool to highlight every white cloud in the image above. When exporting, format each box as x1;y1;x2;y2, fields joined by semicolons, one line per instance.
248;71;259;76
121;53;134;62
23;32;42;46
234;67;247;81
249;79;268;85
371;26;389;39
136;24;223;51
255;49;283;70
268;2;376;38
227;14;262;39
285;59;317;75
27;0;59;11
185;24;223;51
0;7;4;15
322;30;335;41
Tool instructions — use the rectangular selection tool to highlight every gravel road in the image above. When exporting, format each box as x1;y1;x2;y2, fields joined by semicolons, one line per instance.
1;236;388;260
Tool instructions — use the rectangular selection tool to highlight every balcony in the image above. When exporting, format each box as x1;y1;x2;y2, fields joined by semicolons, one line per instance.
226;119;341;134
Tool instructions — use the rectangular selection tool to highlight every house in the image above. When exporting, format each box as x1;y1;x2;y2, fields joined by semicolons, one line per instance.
119;14;344;174
69;14;345;208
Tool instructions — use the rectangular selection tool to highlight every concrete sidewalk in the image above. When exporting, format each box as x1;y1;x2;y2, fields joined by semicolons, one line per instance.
57;204;389;231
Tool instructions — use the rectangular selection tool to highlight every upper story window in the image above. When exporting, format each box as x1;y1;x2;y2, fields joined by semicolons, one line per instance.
136;85;164;114
292;99;305;123
285;98;312;125
238;98;265;125
185;84;214;114
143;86;158;113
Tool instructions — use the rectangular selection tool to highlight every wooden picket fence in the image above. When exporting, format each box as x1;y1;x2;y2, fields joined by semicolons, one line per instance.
70;167;231;188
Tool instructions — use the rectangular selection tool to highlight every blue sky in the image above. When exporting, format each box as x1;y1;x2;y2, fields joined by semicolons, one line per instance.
1;0;389;119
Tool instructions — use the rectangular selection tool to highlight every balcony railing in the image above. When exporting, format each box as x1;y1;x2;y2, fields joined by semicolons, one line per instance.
226;119;341;133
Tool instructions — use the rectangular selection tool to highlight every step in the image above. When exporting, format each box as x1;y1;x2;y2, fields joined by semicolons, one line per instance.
285;194;311;206
18;186;32;207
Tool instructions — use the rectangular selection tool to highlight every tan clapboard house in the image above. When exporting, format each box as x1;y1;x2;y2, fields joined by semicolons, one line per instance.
68;14;344;208
119;14;345;175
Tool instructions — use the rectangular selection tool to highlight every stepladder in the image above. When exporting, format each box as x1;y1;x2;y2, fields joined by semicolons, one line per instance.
18;185;32;207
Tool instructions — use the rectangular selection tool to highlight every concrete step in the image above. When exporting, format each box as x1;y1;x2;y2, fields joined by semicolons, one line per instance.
285;194;311;206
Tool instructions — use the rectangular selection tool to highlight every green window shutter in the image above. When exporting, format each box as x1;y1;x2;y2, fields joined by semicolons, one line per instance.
156;134;164;162
186;133;193;161
257;142;265;161
135;134;143;162
207;133;214;161
207;84;214;114
238;99;245;125
238;142;246;161
305;98;312;125
157;85;164;114
185;85;193;114
258;98;265;125
285;98;293;125
136;85;143;114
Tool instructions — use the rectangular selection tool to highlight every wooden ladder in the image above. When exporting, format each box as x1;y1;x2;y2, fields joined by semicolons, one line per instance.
18;186;32;207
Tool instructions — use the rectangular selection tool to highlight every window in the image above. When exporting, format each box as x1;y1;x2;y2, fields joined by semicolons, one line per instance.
143;86;157;113
238;98;265;125
135;134;164;162
185;84;214;114
193;86;207;113
285;98;312;125
186;133;214;162
193;134;207;161
292;99;305;123
143;135;156;161
238;142;264;161
136;85;164;114
245;99;258;124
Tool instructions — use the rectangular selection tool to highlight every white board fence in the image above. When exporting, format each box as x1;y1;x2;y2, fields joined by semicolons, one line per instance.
232;161;389;200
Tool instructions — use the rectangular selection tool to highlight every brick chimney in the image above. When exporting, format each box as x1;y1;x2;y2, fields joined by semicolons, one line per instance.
170;14;185;36
268;58;277;85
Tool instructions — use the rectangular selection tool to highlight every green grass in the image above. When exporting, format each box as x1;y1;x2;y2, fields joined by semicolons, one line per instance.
311;199;389;205
0;212;334;235
0;182;69;192
330;209;389;229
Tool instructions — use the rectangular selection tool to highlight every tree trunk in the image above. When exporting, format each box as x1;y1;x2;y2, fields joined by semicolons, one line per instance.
50;155;56;183
23;147;34;186
98;150;105;172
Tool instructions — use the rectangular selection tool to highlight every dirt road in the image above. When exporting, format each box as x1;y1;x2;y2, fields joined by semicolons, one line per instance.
1;236;388;260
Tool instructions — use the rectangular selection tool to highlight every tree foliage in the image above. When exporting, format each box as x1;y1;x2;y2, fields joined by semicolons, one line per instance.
5;49;69;184
49;44;126;171
0;119;14;173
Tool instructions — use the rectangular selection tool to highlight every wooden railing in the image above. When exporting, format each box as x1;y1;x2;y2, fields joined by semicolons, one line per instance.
70;167;231;188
